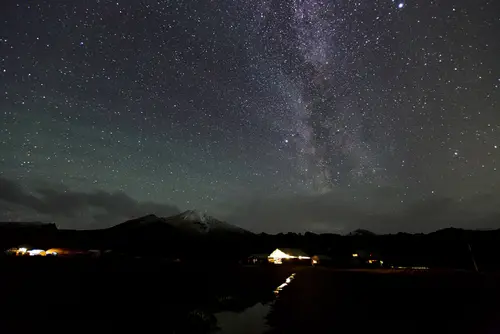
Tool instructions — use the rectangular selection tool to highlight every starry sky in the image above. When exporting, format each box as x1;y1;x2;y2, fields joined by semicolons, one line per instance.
1;0;500;233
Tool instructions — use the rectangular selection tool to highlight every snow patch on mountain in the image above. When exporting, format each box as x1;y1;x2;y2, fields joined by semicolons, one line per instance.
180;210;209;223
175;210;245;234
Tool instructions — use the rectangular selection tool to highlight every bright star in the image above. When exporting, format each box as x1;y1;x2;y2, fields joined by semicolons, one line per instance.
398;3;404;8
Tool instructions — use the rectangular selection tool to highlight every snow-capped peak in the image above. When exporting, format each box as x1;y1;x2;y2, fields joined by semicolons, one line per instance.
111;210;248;234
174;210;245;234
180;210;209;223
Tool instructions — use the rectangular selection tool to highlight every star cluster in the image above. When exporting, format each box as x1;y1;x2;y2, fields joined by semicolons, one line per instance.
1;0;499;232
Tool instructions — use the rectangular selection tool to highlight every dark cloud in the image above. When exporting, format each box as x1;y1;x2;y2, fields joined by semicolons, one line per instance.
0;177;180;229
2;175;500;234
224;187;500;234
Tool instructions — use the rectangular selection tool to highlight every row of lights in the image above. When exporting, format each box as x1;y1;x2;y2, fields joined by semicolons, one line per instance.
6;247;58;256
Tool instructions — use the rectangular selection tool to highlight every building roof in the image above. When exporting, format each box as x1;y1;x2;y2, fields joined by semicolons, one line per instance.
275;248;309;257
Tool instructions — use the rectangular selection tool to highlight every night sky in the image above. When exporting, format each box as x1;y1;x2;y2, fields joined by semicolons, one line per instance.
1;0;499;233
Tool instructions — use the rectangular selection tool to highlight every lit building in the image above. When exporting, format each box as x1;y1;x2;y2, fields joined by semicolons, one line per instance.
45;248;73;256
4;245;31;256
351;249;384;267
268;248;310;264
27;249;46;256
311;254;333;266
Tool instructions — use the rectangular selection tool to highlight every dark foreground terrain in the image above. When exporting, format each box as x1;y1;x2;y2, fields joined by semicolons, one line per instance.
0;257;293;333
268;267;500;334
1;258;500;334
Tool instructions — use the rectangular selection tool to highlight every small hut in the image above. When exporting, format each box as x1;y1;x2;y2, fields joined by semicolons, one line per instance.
311;254;333;266
351;249;383;267
247;254;269;265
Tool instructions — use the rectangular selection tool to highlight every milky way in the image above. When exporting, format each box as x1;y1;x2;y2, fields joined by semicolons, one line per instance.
1;0;499;233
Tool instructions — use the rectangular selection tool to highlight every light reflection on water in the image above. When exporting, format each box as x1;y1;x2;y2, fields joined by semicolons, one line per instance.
274;273;296;295
214;273;297;333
